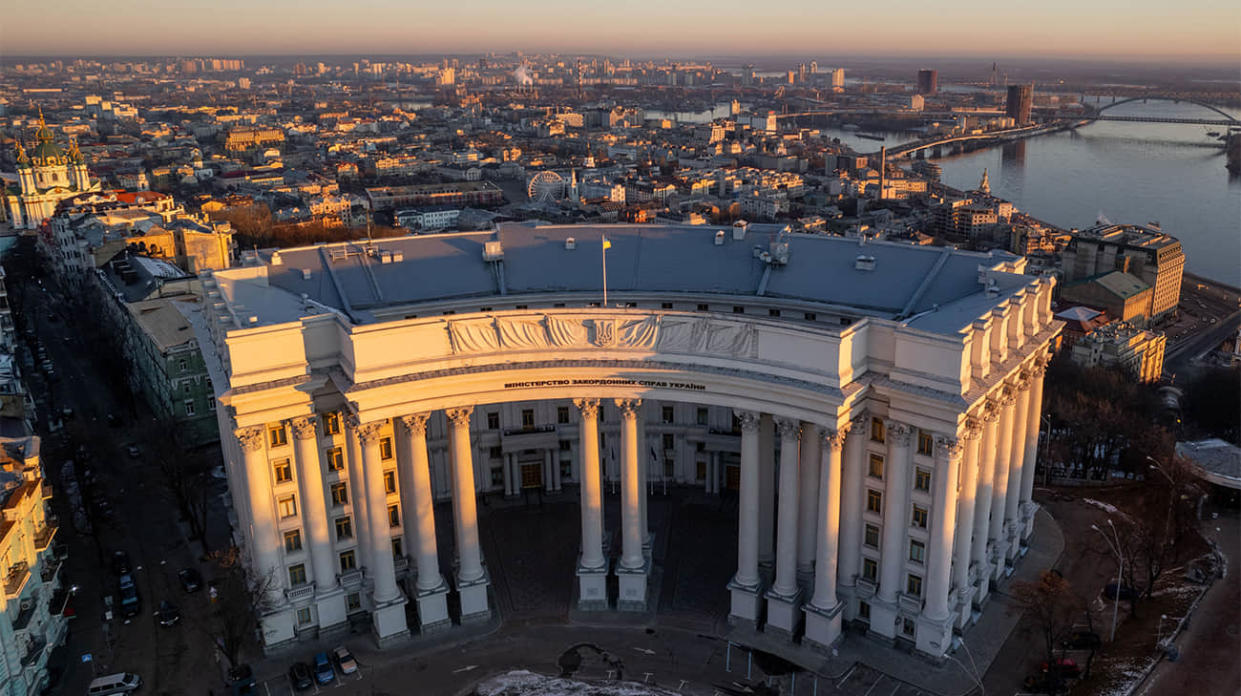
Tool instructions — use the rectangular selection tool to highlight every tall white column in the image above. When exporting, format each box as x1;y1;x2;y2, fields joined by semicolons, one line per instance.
1004;375;1032;561
1019;356;1049;539
952;418;984;628
345;417;374;580
617;399;644;570
804;426;848;652
771;418;802;597
397;414;450;633
796;422;822;577
551;445;562;491
704;452;714;494
447;407;490;620
357;419;409;642
574;398;608;609
758;414;776;567
837;414;868;611
637;403;649;546
988;387;1017;577
502;452;514;497
729;410;764;623
234;426;283;606
916;435;965;656
290;417;335;592
543;449;554;493
971;400;1001;604
877;422;913;604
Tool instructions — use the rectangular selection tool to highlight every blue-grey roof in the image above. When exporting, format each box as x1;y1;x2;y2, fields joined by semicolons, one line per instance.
236;223;1029;335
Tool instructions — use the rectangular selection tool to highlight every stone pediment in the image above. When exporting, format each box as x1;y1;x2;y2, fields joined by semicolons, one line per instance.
445;313;757;358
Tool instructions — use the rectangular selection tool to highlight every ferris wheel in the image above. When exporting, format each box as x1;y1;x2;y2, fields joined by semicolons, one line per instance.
527;170;565;202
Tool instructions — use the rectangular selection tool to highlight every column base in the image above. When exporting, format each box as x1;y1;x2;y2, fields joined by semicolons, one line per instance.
915;613;954;658
1021;501;1039;540
370;594;410;647
972;574;992;611
1005;522;1021;563
577;555;610;611
457;569;492;623
803;601;844;653
764;586;804;638
866;597;900;640
954;586;976;630
615;558;650;612
990;540;1009;581
314;586;348;636
259;604;297;652
727;575;766;626
413;579;451;633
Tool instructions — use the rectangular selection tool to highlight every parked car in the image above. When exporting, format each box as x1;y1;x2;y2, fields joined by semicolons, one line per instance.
177;568;203;593
333;645;358;675
117;574;140;618
288;663;313;691
228;664;255;695
1103;583;1136;601
312;653;335;684
1061;630;1101;649
1042;657;1081;678
111;550;132;576
156;601;180;627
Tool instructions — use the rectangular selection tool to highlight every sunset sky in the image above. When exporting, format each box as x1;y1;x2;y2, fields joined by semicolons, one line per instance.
6;0;1239;61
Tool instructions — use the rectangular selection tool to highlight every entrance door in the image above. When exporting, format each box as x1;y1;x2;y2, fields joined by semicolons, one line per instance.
519;456;544;490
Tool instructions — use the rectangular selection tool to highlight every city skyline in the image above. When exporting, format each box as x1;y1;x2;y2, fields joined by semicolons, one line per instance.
7;0;1240;61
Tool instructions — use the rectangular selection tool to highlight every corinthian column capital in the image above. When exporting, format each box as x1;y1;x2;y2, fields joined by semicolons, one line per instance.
774;417;799;440
934;436;963;461
356;420;386;444
887;421;913;446
234;426;265;452
399;413;429;436
961;417;983;440
573;398;601;418
614;398;642;417
445;406;474;427
823;427;848;450
290;416;318;440
734;409;760;432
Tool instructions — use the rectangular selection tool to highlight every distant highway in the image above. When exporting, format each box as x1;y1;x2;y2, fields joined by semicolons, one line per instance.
1164;309;1240;378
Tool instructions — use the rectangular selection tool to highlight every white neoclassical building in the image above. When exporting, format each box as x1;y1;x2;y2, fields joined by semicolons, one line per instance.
194;222;1059;659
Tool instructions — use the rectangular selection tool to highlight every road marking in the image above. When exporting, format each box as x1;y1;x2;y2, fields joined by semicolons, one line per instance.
452;665;479;673
863;675;885;696
836;665;857;687
889;683;901;696
634;647;656;655
263;683;272;696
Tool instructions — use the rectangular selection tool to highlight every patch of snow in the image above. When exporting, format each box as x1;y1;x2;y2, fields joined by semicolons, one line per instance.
1083;499;1119;514
474;671;684;696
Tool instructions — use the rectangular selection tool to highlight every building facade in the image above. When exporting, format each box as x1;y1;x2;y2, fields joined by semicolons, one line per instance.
1060;224;1185;321
4;113;102;230
196;223;1059;660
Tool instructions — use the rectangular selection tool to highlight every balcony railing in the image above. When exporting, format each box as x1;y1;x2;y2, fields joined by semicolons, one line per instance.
5;562;30;599
33;524;57;552
502;424;557;436
19;637;47;667
286;583;315;602
898;592;924;613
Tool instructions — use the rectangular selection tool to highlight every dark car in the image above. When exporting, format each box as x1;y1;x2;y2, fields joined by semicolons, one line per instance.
313;653;334;684
229;664;256;696
177;567;203;593
156;600;180;627
117;574;141;618
1103;583;1136;601
111;550;132;576
1061;631;1101;649
288;662;313;691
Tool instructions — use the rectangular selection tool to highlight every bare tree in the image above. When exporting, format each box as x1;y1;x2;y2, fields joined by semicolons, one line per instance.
202;546;278;671
1011;570;1080;687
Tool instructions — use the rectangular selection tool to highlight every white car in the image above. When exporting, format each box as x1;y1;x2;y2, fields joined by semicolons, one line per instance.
333;646;358;675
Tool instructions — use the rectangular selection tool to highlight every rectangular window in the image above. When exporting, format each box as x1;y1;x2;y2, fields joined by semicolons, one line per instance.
662;433;674;450
559;439;571;451
489;445;503;459
902;617;916;636
914;468;931;492
391;537;403;558
326;446;344;471
917;430;934;456
288;564;307;586
296;607;313;625
379;437;394;460
866;489;882;514
335;516;353;540
388;504;400;527
870;418;885;443
278;495;297;518
557;406;570;424
522;409;535;428
183;381;193;395
697;303;709;311
330;482;348;506
184;400;196;416
732;305;745;314
487;412;500;430
490;466;504;487
178;358;187;372
906;574;923;597
862;557;878;581
273;458;292;484
864;524;880;548
768;308;781;317
868;453;884;479
339;550;356;572
661;302;673;309
208;397;216;412
912;505;928;529
696;407;708;426
383;470;396;494
803;312;817;321
346;593;361;612
269;425;288;448
858;601;871;620
661;406;674;423
284;529;302;552
910;540;925;564
324;412;341;435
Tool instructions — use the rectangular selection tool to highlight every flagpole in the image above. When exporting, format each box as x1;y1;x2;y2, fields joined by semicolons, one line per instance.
601;236;609;307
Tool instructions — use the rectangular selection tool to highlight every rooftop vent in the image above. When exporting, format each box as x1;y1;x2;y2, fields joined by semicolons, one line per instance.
855;255;876;271
714;230;725;246
247;315;259;325
985;279;999;297
300;269;312;281
565;237;576;250
270;251;283;266
483;240;504;261
392;251;403;262
732;220;748;240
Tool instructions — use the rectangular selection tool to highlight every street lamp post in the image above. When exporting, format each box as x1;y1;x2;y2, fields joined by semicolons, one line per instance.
1146;456;1177;544
1092;520;1124;642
